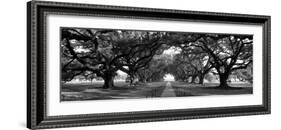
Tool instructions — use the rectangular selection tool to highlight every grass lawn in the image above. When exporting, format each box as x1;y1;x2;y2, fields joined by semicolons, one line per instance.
61;81;253;101
61;81;167;101
171;81;253;97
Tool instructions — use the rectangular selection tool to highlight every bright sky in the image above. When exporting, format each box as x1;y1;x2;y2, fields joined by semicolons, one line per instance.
164;74;175;81
117;70;127;76
163;46;181;55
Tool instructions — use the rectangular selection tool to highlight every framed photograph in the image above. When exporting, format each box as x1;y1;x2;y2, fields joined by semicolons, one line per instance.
27;0;271;129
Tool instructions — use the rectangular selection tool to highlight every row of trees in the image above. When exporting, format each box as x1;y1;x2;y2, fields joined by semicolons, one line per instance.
61;28;169;88
61;28;253;88
136;53;173;83
170;33;253;87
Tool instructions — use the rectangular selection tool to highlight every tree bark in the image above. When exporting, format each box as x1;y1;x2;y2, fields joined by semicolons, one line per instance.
130;77;134;86
199;74;204;84
191;75;196;83
218;73;230;88
103;73;114;89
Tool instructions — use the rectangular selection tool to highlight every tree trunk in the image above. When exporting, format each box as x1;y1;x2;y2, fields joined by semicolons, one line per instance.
218;73;230;88
199;74;204;84
129;74;135;86
103;74;114;89
191;75;196;83
130;78;134;86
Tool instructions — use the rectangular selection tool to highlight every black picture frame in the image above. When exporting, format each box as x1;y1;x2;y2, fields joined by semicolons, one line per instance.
27;0;271;129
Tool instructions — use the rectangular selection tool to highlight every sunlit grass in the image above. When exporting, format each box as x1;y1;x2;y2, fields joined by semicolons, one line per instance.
61;81;253;101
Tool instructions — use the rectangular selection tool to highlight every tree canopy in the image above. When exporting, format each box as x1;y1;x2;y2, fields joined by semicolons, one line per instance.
61;28;253;88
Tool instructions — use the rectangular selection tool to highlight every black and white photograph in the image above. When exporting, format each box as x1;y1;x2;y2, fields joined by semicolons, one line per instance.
60;27;253;101
25;1;271;129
